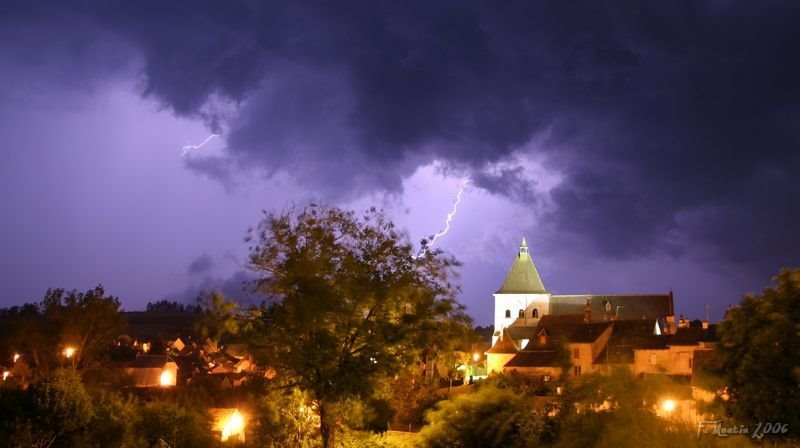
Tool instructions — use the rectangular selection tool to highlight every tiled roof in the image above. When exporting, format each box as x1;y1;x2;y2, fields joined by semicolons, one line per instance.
669;325;717;346
506;325;538;341
496;238;547;294
550;294;674;321
534;315;612;343
486;329;520;354
129;355;172;368
504;351;561;367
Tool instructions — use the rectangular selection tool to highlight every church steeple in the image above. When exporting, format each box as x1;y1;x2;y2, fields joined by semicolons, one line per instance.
496;237;547;294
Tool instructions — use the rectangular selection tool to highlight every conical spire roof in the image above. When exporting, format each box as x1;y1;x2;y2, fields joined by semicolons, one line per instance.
496;237;547;294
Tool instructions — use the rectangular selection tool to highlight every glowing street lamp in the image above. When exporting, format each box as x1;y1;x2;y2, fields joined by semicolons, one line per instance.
661;399;677;413
63;347;76;358
13;353;20;363
473;352;480;362
2;371;9;381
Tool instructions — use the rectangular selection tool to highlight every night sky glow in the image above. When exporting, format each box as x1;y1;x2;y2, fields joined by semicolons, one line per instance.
1;2;798;324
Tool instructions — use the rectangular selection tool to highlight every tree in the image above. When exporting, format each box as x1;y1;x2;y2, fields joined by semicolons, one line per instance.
245;205;471;448
195;291;247;344
418;384;541;448
84;389;141;448
0;369;94;448
717;268;800;439
41;285;126;371
134;401;214;448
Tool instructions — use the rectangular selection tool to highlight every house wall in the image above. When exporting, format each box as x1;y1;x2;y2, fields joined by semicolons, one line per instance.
487;353;516;374
503;366;562;379
634;346;697;376
126;362;179;387
568;343;594;376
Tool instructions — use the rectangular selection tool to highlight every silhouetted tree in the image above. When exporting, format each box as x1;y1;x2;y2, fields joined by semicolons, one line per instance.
245;204;472;448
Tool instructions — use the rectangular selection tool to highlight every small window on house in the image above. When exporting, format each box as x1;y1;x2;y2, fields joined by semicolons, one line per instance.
649;353;657;366
574;366;582;376
533;309;539;318
518;309;525;318
573;348;580;359
505;309;511;318
539;334;547;345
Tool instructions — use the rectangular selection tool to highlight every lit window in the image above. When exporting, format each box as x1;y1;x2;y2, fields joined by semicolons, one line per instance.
505;309;511;318
543;375;551;382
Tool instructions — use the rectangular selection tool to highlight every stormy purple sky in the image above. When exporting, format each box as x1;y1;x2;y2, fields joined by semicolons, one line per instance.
1;2;798;324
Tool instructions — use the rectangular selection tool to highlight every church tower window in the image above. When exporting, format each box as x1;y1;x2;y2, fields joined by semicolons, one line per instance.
532;309;539;318
505;309;511;318
518;309;524;318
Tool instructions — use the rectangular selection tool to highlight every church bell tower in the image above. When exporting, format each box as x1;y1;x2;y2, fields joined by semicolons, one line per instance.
492;237;551;345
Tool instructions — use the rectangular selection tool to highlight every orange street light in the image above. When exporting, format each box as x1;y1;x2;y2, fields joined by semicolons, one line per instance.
13;353;20;363
661;399;676;413
473;352;480;362
63;347;76;358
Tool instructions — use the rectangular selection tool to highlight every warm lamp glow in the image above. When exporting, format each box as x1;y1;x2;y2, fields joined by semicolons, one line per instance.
2;371;9;381
221;410;245;442
473;352;480;362
13;353;20;363
160;370;174;387
63;347;75;358
661;399;677;413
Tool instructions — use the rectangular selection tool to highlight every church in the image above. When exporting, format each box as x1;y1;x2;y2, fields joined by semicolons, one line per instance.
486;238;714;379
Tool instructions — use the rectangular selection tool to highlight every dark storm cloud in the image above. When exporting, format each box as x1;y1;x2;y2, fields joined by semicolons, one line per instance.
3;1;799;270
187;253;214;276
170;270;257;305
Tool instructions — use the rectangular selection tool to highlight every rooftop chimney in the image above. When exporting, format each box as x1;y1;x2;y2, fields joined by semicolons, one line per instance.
583;299;592;324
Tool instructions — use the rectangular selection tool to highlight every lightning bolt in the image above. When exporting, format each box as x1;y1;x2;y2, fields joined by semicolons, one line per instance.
426;179;470;249
181;134;220;157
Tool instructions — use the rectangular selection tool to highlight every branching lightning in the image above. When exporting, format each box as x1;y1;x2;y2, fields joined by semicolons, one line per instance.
427;179;470;249
181;134;220;157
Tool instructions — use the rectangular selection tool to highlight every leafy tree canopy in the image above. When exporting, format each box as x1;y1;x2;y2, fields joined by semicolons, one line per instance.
717;268;800;439
245;204;472;447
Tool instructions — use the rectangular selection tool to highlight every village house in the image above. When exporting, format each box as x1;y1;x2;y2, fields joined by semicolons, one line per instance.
125;354;179;387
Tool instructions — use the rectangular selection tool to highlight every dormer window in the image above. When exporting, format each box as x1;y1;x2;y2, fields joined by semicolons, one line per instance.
537;329;548;345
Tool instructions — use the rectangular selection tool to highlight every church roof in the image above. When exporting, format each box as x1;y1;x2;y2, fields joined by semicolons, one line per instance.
496;238;547;294
550;294;673;321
